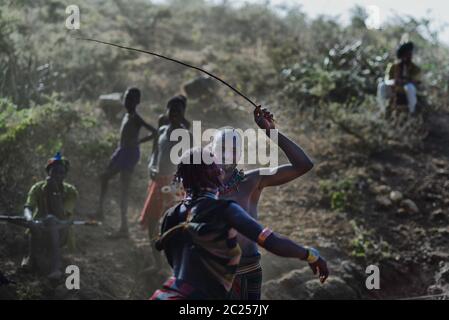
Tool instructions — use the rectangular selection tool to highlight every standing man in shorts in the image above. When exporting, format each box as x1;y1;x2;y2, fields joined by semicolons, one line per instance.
97;87;156;238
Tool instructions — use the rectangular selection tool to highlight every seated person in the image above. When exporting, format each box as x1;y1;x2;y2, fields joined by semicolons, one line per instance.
377;41;421;114
21;152;78;280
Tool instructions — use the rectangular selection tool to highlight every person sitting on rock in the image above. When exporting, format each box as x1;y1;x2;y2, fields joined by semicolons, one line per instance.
21;152;78;280
377;41;421;115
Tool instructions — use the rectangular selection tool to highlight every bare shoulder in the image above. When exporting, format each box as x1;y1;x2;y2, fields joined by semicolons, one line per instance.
241;168;262;188
132;112;144;123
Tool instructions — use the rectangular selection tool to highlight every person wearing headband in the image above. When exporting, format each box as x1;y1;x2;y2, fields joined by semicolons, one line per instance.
21;152;78;280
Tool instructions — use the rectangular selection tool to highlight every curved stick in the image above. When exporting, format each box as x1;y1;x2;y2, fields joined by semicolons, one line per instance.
77;37;259;109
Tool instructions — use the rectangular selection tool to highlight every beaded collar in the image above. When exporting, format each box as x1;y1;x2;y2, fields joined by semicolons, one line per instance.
219;169;245;195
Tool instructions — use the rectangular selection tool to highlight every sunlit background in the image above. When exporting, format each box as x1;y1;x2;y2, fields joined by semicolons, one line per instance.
153;0;449;44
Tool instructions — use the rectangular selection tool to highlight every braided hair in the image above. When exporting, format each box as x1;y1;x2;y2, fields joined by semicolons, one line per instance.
174;147;222;195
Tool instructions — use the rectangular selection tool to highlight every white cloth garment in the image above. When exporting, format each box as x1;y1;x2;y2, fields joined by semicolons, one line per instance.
377;81;417;114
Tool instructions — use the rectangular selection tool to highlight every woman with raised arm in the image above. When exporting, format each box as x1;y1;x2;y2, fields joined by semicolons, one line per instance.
151;147;329;300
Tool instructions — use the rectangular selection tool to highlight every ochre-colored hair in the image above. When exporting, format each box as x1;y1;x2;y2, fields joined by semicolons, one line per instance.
174;147;222;193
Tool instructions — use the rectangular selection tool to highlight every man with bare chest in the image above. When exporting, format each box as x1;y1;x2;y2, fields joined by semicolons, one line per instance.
97;87;156;238
211;106;314;300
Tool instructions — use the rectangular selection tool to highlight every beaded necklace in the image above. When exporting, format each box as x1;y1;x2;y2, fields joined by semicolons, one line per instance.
219;169;245;195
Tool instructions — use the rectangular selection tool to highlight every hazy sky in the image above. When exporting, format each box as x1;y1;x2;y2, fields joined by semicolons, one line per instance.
154;0;449;44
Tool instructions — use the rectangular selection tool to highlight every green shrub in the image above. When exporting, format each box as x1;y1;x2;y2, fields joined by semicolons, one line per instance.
0;97;115;211
319;177;358;213
350;220;392;260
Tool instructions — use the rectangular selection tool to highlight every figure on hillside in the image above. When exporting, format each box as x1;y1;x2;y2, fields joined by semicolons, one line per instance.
139;95;190;268
21;152;78;280
97;87;157;238
150;147;328;300
156;94;190;130
377;41;421;115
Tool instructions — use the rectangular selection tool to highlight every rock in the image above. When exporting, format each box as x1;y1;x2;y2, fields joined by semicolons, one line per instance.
425;193;443;201
432;158;446;168
437;227;449;236
376;195;393;208
262;268;313;300
262;268;358;300
261;255;306;282
427;285;443;295
369;163;384;175
430;262;449;298
315;161;336;177
338;261;366;295
304;277;358;300
431;209;446;221
98;92;124;122
430;251;449;263
437;263;449;283
389;191;403;202
182;76;217;99
400;199;419;214
372;184;391;195
436;169;449;176
53;284;71;299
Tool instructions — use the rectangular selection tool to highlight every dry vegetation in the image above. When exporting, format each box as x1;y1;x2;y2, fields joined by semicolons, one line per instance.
1;0;448;299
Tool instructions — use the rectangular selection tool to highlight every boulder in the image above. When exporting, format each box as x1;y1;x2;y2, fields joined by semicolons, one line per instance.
400;199;419;214
304;277;358;300
260;255;303;282
376;195;392;208
431;209;446;221
389;191;403;202
372;185;391;195
437;227;449;237
262;268;358;300
430;251;449;264
98;92;124;122
182;76;217;99
262;268;312;300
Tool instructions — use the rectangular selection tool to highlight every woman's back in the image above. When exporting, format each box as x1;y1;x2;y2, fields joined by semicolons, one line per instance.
157;196;241;299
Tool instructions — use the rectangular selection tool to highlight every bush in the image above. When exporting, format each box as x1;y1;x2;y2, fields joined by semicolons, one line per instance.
319;177;361;213
350;220;392;260
0;97;115;211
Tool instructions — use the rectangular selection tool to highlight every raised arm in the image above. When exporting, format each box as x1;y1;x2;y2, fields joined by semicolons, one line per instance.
250;107;314;189
224;202;329;283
